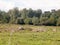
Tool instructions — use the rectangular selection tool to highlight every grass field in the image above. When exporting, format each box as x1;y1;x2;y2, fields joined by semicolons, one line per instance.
0;24;60;45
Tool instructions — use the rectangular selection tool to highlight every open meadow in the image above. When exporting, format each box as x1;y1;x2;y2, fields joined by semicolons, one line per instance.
0;24;60;45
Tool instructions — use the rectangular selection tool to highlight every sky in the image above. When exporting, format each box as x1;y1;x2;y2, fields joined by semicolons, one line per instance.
0;0;60;11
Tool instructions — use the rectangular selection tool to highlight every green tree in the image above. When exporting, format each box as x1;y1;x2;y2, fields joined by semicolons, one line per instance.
8;7;19;23
16;17;24;24
32;17;39;25
40;16;48;25
27;8;34;18
21;8;28;19
2;12;10;23
35;9;42;18
24;18;31;24
0;10;3;23
56;17;60;26
47;15;56;26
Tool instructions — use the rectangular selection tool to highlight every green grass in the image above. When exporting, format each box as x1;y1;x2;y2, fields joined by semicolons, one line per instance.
0;24;60;45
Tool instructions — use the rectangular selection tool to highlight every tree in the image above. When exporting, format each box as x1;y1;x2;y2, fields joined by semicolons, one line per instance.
16;17;24;24
47;15;56;26
8;7;19;23
35;9;42;18
0;10;3;23
0;11;10;23
24;18;32;24
32;16;39;25
55;9;60;18
27;8;34;18
40;16;48;25
2;12;10;23
42;11;51;18
56;17;60;26
21;8;28;19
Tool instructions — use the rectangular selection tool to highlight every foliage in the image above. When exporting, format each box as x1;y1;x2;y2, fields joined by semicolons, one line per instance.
0;7;60;26
56;17;60;26
32;16;39;25
24;18;32;24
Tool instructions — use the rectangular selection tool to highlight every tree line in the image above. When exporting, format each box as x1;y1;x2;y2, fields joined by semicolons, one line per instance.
0;7;60;26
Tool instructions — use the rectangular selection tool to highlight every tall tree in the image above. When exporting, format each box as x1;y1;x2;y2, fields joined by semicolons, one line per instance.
27;8;34;18
56;17;60;26
35;9;42;18
21;8;28;19
32;16;39;25
8;7;19;23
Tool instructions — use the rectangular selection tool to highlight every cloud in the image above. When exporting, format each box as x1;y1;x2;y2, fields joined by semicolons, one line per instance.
0;0;60;11
0;0;15;11
19;0;60;11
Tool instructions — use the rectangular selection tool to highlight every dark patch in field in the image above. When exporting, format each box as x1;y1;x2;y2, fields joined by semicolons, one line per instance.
55;40;60;41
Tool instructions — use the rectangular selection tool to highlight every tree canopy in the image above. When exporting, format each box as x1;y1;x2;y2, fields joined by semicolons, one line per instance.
0;7;60;26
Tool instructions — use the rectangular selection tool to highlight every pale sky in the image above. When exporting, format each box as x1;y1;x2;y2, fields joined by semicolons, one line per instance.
0;0;60;11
